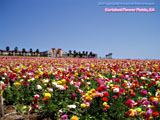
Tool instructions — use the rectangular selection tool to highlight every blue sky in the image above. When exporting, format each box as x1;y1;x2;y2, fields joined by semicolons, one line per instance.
0;0;160;59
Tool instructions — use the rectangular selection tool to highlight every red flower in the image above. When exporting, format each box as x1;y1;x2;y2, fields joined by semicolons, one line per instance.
136;101;140;105
142;81;146;84
152;81;156;85
97;87;103;92
115;78;121;83
47;83;51;87
102;97;108;102
2;85;5;89
72;93;76;100
104;92;109;97
130;92;136;97
148;84;152;88
152;112;159;118
112;95;117;99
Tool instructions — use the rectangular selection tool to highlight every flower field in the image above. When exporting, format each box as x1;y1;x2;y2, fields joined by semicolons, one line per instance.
0;56;160;120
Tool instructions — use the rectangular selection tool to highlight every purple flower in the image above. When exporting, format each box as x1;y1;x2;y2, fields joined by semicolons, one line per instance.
145;109;152;118
152;100;158;106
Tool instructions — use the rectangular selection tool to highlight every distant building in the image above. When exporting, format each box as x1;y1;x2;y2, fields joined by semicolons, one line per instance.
0;47;98;58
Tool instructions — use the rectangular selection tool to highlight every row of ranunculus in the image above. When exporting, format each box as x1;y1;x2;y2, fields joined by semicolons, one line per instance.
0;56;160;119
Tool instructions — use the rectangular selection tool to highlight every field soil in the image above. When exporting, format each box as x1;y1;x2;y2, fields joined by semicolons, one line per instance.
0;105;51;120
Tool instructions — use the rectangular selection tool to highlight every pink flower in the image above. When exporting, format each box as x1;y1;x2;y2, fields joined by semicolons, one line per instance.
141;89;147;96
145;109;152;118
61;115;68;119
152;100;158;106
126;99;136;108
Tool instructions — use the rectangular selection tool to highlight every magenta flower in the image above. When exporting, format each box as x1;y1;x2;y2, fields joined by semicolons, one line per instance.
141;89;147;96
61;115;68;119
145;109;152;118
152;100;158;106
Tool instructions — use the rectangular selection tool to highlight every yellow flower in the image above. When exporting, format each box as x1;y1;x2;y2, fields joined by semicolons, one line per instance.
85;93;89;97
44;93;51;99
155;64;158;68
61;79;66;84
85;96;92;102
56;81;62;85
71;115;79;120
103;102;107;106
22;106;27;110
148;92;152;96
14;82;21;87
124;80;127;83
136;108;142;112
80;103;86;108
91;93;96;98
29;78;35;82
140;111;145;116
91;89;96;93
75;72;78;76
88;91;92;94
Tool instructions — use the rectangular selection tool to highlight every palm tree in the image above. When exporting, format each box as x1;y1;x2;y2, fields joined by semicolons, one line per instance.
73;50;76;57
106;54;108;58
36;49;39;56
108;53;112;59
69;50;71;54
14;47;18;56
29;48;33;56
22;48;26;56
89;51;93;57
82;51;85;55
79;51;82;58
6;46;10;55
86;51;88;57
6;46;9;51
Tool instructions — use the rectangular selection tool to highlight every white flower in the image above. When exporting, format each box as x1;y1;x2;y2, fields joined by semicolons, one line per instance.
140;86;144;89
112;75;116;78
156;81;160;85
78;89;83;93
113;88;119;93
52;82;57;86
59;109;63;114
70;81;74;85
67;105;76;109
141;77;146;80
27;72;33;76
0;81;4;85
125;75;129;78
56;85;66;90
87;82;91;85
48;88;53;92
36;85;42;90
127;82;131;86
